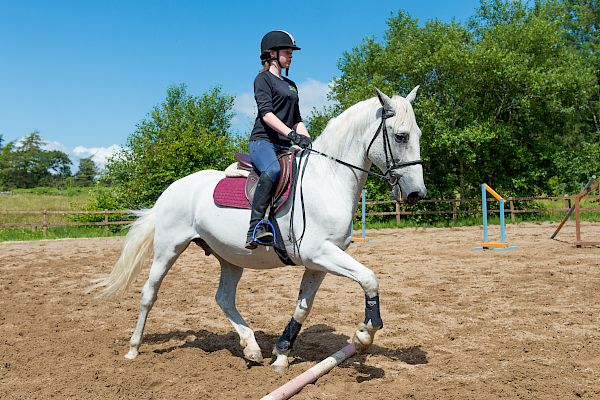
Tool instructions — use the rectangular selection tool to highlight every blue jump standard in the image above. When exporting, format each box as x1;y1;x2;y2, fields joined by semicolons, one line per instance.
473;183;518;252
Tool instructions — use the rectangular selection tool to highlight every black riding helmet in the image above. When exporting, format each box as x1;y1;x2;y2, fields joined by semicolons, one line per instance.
260;30;300;75
260;30;301;54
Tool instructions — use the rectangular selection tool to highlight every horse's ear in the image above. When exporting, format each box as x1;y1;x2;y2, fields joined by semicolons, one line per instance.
406;85;420;103
375;88;394;112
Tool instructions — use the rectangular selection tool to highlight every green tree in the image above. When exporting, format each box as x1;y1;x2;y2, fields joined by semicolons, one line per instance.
46;150;72;178
330;2;598;199
468;0;599;193
306;105;339;137
75;157;99;186
0;131;72;188
98;84;242;208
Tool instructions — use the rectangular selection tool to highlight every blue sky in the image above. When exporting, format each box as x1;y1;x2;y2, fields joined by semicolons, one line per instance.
0;0;480;167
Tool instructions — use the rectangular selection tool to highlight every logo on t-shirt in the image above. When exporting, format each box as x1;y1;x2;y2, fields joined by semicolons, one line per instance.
288;85;297;93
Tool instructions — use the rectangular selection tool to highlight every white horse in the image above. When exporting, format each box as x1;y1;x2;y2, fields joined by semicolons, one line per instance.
93;87;426;373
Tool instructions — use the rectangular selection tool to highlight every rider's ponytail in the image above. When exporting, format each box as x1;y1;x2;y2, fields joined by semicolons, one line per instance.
258;51;271;74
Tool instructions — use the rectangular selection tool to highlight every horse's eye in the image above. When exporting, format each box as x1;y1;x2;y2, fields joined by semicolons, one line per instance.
394;132;409;144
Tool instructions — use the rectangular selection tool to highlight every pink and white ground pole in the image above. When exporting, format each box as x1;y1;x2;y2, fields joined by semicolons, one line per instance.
260;343;356;400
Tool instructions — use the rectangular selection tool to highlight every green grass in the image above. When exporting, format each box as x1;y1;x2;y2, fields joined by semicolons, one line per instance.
1;188;598;241
0;187;131;241
2;187;92;209
0;226;128;242
0;188;92;224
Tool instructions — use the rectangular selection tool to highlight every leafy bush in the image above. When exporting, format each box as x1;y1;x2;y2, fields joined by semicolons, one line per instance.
93;84;245;209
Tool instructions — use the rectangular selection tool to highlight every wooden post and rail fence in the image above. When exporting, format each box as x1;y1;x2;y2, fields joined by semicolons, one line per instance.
352;194;600;222
1;193;599;237
0;210;132;236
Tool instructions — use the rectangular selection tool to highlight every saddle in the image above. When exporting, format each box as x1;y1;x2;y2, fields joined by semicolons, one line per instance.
237;153;292;206
213;152;295;212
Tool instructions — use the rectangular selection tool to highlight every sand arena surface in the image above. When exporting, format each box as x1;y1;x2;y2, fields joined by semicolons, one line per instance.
0;222;599;399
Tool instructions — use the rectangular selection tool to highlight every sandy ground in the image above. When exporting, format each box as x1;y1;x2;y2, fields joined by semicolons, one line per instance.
0;222;599;399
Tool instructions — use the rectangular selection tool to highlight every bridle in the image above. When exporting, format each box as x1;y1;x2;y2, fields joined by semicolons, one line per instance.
306;107;423;187
290;107;422;255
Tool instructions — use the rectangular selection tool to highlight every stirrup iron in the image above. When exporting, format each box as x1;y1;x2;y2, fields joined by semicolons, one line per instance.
252;219;276;246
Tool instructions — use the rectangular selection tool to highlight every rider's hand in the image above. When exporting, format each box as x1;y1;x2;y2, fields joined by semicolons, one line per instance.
288;130;312;149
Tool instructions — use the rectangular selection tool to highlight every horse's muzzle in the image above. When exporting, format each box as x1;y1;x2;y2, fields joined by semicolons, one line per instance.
406;191;423;205
391;184;426;205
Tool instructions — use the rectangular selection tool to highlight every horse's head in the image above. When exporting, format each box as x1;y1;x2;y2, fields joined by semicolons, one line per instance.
367;87;427;205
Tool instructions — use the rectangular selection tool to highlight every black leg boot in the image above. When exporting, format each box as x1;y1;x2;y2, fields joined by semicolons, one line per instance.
245;173;275;249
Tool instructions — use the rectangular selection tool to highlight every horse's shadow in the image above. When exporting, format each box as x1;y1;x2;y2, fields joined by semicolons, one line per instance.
140;324;427;382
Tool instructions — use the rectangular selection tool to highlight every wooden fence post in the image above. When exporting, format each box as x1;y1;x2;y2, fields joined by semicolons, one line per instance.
509;197;515;222
42;209;48;238
575;195;581;244
564;195;571;210
452;200;458;221
395;202;401;224
104;209;108;232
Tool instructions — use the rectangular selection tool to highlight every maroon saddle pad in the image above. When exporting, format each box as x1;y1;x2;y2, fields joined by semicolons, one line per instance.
213;177;252;209
213;154;294;212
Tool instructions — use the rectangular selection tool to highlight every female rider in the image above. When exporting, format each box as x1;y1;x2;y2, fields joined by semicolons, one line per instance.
245;30;312;249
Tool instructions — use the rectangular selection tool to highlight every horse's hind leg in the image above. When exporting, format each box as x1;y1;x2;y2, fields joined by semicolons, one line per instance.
215;259;263;363
125;238;188;359
271;269;326;373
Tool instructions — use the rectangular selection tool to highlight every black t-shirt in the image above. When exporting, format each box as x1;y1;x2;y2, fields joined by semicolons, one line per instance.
250;71;302;146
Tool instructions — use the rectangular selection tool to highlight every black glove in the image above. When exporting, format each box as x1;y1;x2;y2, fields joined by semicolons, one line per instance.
288;130;312;149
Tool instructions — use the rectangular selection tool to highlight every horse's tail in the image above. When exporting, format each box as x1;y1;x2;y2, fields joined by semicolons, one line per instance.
89;208;155;297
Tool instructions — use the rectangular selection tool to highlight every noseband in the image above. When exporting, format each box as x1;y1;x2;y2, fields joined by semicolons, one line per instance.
307;107;422;187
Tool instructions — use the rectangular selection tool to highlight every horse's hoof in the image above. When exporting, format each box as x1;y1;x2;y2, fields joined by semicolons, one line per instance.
352;326;373;353
271;353;289;374
271;363;288;375
244;347;263;363
124;349;138;360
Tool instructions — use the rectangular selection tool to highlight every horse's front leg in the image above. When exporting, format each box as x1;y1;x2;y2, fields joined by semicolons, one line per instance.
271;269;326;374
215;259;263;363
306;241;383;353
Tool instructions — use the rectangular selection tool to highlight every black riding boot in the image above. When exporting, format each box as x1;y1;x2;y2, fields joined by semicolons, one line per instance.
245;173;275;249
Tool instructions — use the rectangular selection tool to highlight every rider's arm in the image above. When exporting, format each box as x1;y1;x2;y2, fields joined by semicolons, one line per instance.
261;112;297;137
255;75;310;138
293;121;310;137
262;113;311;138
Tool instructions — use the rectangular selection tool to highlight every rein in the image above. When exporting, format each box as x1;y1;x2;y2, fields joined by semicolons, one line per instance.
306;148;389;180
287;108;423;255
307;110;422;185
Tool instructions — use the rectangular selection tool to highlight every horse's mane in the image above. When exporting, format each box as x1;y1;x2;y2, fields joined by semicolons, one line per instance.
313;95;414;159
313;98;376;157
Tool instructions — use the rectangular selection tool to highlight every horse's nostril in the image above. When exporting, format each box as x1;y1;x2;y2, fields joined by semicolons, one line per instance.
407;192;421;205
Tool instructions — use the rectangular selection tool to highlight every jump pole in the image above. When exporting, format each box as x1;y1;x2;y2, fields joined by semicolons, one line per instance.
260;343;356;400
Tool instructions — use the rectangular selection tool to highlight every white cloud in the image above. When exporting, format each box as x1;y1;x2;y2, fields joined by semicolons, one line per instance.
72;144;121;169
14;137;120;171
43;140;69;153
232;78;333;133
234;91;257;119
232;92;258;134
297;78;333;115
